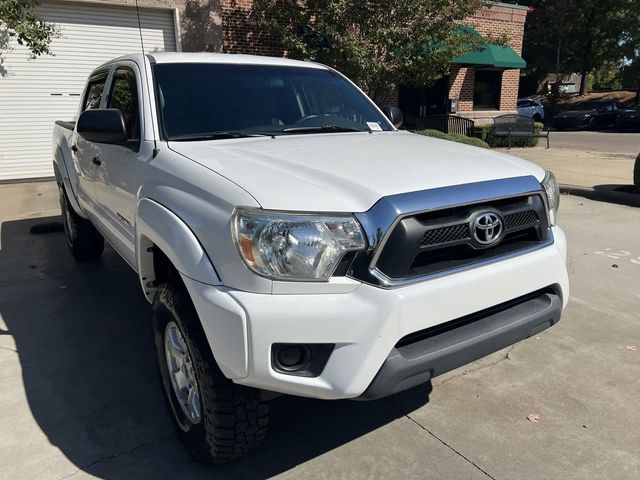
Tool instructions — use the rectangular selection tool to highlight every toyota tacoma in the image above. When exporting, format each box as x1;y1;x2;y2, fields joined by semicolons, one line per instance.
52;52;568;462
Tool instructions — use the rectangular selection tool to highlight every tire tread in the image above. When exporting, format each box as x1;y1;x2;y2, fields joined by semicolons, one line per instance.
153;279;268;463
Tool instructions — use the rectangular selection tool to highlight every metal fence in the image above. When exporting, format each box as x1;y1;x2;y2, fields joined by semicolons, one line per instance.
415;115;475;137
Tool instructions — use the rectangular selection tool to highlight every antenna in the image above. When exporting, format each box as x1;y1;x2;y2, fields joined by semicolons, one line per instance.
134;0;146;54
134;0;159;157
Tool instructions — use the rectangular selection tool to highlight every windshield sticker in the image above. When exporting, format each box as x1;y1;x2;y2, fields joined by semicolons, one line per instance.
367;122;383;131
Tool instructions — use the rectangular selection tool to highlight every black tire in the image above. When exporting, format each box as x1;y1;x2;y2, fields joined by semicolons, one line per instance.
152;278;269;463
588;117;598;130
58;185;104;261
533;114;542;123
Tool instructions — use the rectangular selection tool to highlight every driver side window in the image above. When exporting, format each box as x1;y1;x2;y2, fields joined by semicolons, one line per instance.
108;68;140;148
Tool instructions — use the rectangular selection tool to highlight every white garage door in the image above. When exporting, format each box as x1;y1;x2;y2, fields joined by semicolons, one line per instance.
0;1;178;181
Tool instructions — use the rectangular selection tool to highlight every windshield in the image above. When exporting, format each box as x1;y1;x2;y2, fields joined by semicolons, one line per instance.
153;63;393;140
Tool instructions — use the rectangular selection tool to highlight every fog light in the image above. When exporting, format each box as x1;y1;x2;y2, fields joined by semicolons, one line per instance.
271;343;335;377
277;345;307;370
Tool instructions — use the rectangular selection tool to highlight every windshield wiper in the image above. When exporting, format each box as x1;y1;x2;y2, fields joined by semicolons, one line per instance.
170;131;273;141
281;125;367;134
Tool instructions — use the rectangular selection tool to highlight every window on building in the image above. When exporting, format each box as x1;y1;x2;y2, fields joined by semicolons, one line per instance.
473;70;502;110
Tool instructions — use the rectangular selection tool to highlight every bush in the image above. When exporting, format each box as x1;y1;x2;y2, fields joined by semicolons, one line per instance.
634;153;640;189
475;122;545;148
415;129;490;149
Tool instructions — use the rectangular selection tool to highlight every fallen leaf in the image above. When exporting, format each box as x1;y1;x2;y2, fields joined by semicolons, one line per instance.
527;414;541;423
626;345;637;352
611;264;619;268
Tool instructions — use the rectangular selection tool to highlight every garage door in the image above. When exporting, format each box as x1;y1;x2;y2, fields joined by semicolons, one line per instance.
0;1;177;181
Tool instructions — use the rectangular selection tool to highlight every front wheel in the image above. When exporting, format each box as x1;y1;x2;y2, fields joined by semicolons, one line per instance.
58;185;104;261
152;279;269;463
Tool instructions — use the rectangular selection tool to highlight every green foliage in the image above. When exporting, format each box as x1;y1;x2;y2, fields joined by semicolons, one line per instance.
585;62;622;91
415;129;490;149
0;0;58;59
523;0;639;95
475;122;545;148
251;0;492;102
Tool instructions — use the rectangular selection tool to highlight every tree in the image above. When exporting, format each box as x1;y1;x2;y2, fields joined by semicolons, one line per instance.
619;3;640;104
0;0;58;61
585;62;622;91
522;0;576;90
252;0;495;102
523;0;640;96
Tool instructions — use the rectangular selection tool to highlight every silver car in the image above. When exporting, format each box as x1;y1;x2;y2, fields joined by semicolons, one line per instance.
517;98;545;122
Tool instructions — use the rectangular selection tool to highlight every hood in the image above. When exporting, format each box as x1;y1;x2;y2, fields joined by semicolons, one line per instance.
168;131;545;212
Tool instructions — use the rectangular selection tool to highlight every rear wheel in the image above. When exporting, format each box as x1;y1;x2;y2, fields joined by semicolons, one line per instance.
58;185;104;261
588;117;598;130
152;278;269;463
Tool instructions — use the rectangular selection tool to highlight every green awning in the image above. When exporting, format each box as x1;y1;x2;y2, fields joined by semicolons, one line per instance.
450;26;526;69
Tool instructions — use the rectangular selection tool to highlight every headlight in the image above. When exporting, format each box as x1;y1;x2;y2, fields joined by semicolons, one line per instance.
231;208;366;281
541;170;560;225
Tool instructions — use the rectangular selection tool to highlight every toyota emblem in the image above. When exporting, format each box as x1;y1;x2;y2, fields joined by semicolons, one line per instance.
472;212;503;246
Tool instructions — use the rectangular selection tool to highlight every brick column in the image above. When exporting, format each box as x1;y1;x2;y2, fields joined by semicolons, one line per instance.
500;69;520;111
449;65;475;112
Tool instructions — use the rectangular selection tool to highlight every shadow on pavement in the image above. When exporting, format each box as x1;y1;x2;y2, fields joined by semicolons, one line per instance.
561;184;640;209
0;215;430;479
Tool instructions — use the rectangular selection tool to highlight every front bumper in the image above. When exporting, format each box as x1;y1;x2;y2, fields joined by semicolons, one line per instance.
182;226;569;400
357;289;561;400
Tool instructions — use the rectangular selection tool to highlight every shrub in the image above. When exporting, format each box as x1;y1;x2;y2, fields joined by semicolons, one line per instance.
634;153;640;189
475;122;545;148
415;129;490;149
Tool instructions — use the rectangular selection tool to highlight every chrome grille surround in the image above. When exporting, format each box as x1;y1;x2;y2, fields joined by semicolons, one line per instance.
349;176;554;288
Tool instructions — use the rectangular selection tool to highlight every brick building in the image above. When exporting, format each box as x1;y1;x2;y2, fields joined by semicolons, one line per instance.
0;0;528;180
447;3;527;123
219;1;529;126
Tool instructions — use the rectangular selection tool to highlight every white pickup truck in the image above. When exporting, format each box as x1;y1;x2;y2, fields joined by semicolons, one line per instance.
52;52;568;462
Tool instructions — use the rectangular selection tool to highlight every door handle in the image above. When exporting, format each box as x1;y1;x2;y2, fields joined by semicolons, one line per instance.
71;144;78;153
92;156;101;166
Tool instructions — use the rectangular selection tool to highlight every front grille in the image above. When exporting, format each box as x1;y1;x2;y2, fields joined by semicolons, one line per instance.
421;223;469;247
504;210;539;229
373;194;549;280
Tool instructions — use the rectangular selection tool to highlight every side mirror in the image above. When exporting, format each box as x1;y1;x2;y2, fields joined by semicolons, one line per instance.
77;109;127;143
383;106;403;129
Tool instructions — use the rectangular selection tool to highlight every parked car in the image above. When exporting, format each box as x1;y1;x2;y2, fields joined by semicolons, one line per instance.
553;101;633;130
52;53;568;463
517;98;545;122
616;108;640;132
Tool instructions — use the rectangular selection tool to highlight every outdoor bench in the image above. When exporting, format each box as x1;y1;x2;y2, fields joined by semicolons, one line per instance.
493;114;550;149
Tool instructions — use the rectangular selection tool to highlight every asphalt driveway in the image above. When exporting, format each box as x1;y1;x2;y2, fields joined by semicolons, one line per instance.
542;130;640;155
1;181;639;479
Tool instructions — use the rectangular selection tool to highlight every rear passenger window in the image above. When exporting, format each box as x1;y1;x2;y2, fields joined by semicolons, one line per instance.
83;75;107;111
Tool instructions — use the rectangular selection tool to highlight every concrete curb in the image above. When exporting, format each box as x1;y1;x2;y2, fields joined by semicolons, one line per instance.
560;184;640;208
